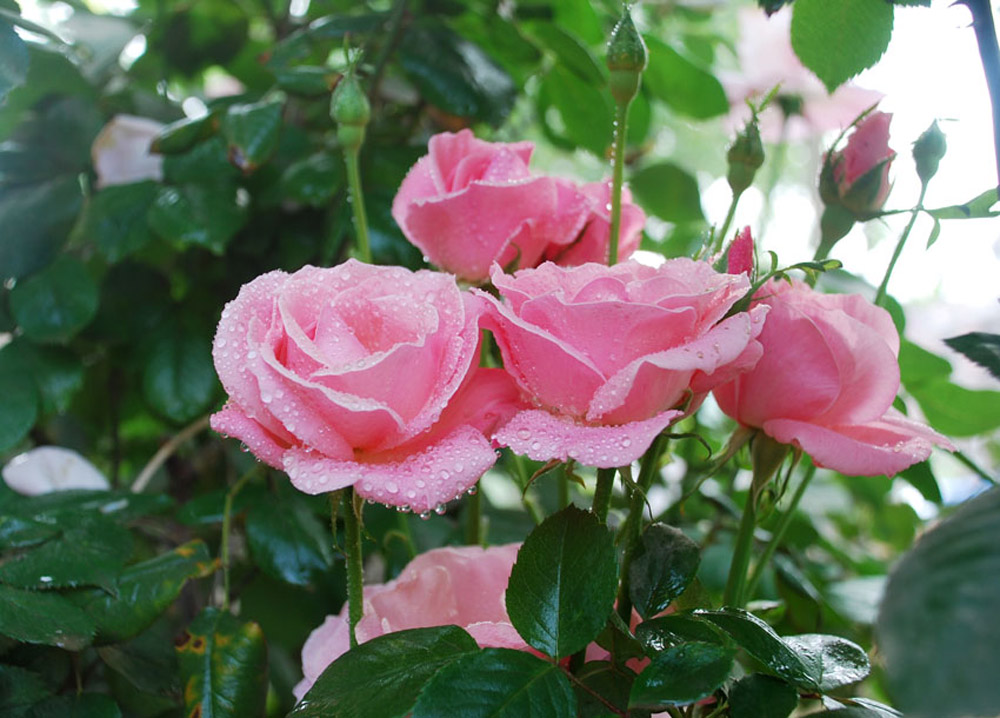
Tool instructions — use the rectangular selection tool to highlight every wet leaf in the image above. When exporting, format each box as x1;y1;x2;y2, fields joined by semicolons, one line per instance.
629;523;701;619
0;583;95;650
629;641;734;710
10;256;99;343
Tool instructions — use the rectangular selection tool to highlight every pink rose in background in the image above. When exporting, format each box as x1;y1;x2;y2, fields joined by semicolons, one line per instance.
210;259;521;514
478;260;768;467
713;279;953;476
722;7;883;141
392;130;590;282
91;115;164;189
546;180;646;266
826;111;896;216
294;544;525;701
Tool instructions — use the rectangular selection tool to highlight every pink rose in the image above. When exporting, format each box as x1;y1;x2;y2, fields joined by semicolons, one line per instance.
726;226;754;278
545;180;646;266
478;260;768;467
210;259;520;514
713;280;953;476
391;130;591;282
293;544;525;701
91;115;164;189
825;111;896;216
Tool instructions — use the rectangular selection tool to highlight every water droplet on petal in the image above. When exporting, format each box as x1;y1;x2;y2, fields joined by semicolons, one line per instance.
434;504;447;515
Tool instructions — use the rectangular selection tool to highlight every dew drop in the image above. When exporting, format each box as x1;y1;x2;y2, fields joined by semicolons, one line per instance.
434;504;447;515
419;511;431;520
416;479;426;488
248;350;258;360
621;438;632;448
386;481;399;494
438;469;450;480
531;441;541;451
466;486;477;496
516;428;531;440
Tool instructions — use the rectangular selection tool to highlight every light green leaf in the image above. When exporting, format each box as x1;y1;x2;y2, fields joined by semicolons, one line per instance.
643;37;728;119
629;162;705;224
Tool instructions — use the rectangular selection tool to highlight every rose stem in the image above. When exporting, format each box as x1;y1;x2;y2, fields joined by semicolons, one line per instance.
131;413;211;493
592;467;617;524
714;191;742;258
608;102;630;267
342;487;365;648
221;466;258;612
557;465;570;510
874;184;927;307
615;435;667;625
464;481;483;546
345;148;372;263
743;463;816;601
960;0;1000;199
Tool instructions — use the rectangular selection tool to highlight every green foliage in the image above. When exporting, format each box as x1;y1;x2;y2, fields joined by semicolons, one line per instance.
944;332;1000;381
0;19;29;101
729;674;798;718
629;642;735;710
628;523;701;619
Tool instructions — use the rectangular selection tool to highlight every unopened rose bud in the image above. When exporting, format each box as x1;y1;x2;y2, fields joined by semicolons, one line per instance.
727;119;765;195
822;111;896;220
331;72;370;151
606;7;647;106
726;226;755;277
913;120;946;186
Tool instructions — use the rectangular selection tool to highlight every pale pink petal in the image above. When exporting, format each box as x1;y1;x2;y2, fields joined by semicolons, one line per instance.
210;406;290;469
494;408;681;468
551;181;646;266
295;614;351;700
429;367;526;441
466;622;531;651
689;304;768;395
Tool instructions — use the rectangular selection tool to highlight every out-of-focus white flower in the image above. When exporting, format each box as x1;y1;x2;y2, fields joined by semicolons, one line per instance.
91;114;164;188
722;7;883;141
2;447;110;496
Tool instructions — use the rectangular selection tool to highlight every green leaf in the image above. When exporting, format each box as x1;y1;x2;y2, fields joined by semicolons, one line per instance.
142;319;217;423
162;136;238;185
77;181;159;263
9;256;98;343
506;505;618;658
643;37;728;119
399;21;516;126
273;66;337;96
0;341;84;414
245;493;334;585
635;614;728;654
147;183;248;254
72;539;216;644
0;664;51;718
694;609;821;690
629;523;701;619
411;648;576;718
0;583;95;650
925;216;941;248
221;100;284;172
176;607;268;718
151;114;218;154
280;152;344;207
0;511;132;590
782;634;870;691
8;489;173;523
0;515;58;550
0;177;83;280
729;674;798;718
97;622;180;696
629;162;705;224
877;487;1000;718
628;641;735;710
528;24;605;86
790;0;894;93
908;379;1000;436
573;661;636;718
898;339;951;387
538;64;613;156
25;694;121;718
944;332;1000;382
291;626;479;718
0;18;29;101
899;461;942;505
925;188;1000;220
0;353;39;451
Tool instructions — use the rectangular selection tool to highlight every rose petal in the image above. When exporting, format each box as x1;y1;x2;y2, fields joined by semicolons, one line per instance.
494;408;682;468
466;622;531;651
210;406;290;469
2;447;110;496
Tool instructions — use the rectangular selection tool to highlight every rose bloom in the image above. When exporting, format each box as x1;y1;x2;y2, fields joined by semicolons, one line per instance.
2;447;110;496
826;111;896;216
478;260;768;467
91;115;164;189
391;130;644;282
294;544;526;701
210;260;520;514
713;279;953;476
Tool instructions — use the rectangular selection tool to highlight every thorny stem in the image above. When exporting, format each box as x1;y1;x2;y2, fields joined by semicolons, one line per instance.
132;414;211;493
960;0;1000;199
608;102;631;266
875;184;927;307
342;488;365;648
345;148;372;263
722;488;758;608
221;467;257;612
714;190;743;258
593;467;617;524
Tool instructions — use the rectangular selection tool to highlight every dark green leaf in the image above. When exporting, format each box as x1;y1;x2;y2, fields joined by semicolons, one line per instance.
899;461;941;505
97;621;180;696
944;332;1000;381
273;66;337;95
877;487;1000;718
574;661;637;718
147;183;248;254
291;626;479;718
0;583;95;649
245;493;334;585
151;114;218;154
635;614;727;654
176;607;268;718
925;188;1000;220
629;162;705;223
280;152;344;207
628;641;734;710
142;319;217;423
539;64;613;156
0;18;29;101
221;100;284;172
77;181;159;263
0;178;83;280
801;710;882;718
8;489;173;522
790;0;894;93
643;37;728;119
399;21;516;126
908;379;1000;436
72;539;216;644
629;523;701;619
729;674;798;718
10;256;98;343
162;136;238;185
0;515;58;550
0;512;132;590
411;648;576;718
694;609;820;690
25;694;121;718
529;24;605;86
506;505;618;658
148;0;248;76
782;634;869;691
0;354;39;451
0;664;51;718
0;339;85;414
